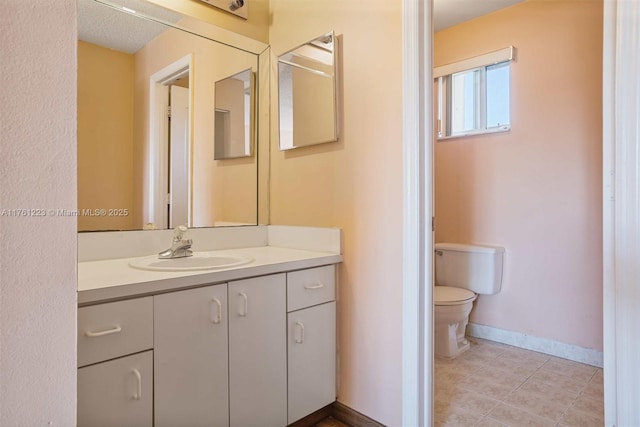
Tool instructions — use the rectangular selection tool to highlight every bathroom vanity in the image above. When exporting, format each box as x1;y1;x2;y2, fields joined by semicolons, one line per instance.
77;227;341;427
76;0;344;423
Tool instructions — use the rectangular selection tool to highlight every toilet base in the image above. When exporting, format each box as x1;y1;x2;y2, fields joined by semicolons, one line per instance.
434;301;474;359
434;319;471;359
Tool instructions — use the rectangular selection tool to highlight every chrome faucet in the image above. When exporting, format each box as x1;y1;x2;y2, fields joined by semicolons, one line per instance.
158;225;193;259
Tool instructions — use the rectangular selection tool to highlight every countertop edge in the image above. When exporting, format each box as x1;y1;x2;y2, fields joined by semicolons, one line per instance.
78;253;342;305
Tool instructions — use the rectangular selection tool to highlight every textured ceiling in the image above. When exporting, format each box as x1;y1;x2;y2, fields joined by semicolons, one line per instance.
78;0;182;54
434;0;526;32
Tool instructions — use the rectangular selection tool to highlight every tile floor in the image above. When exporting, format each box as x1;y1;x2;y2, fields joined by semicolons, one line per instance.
435;338;604;427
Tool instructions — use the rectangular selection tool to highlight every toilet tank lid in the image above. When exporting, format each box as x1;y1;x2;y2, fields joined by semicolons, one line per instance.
435;243;505;254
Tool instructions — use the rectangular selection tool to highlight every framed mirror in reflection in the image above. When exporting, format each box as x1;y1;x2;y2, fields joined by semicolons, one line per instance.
77;0;263;232
214;68;255;160
278;31;339;150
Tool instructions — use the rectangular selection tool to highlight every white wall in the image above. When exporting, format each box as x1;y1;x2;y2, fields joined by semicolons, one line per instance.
0;1;77;425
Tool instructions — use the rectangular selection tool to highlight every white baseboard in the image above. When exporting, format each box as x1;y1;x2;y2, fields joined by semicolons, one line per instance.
467;323;603;368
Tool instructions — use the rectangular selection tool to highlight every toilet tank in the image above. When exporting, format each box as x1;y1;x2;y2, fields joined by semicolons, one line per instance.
434;243;505;294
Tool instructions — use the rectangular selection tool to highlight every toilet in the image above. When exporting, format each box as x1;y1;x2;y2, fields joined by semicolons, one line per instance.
434;243;505;358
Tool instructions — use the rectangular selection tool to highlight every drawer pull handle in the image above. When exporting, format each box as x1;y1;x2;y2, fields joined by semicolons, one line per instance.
304;283;324;290
132;369;142;400
295;321;305;344
238;292;248;317
85;325;122;337
211;298;222;324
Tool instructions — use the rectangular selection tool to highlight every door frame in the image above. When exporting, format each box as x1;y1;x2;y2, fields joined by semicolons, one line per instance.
168;85;191;228
602;1;640;424
147;54;193;229
401;0;433;426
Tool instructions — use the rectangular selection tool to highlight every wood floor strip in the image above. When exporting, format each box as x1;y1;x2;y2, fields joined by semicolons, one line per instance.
288;404;333;427
330;401;386;427
287;401;386;427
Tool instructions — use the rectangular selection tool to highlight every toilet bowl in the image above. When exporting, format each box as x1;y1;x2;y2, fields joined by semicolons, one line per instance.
434;243;504;358
434;286;477;358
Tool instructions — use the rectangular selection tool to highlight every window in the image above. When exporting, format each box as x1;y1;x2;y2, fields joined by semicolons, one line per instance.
435;47;513;139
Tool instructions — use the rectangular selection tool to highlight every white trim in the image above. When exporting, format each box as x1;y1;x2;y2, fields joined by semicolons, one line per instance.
603;1;640;425
433;46;514;79
147;54;193;229
402;0;433;426
602;0;616;424
467;323;603;368
437;125;510;141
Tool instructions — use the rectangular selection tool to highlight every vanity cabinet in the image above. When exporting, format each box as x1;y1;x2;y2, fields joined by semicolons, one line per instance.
229;274;287;427
154;284;229;427
78;265;336;427
286;266;336;424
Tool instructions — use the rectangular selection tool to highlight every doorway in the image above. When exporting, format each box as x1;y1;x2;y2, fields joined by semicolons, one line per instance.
147;54;193;230
402;1;639;426
168;81;189;228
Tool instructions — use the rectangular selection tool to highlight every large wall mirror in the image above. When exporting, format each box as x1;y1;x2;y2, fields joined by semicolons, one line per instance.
78;0;267;231
277;31;339;150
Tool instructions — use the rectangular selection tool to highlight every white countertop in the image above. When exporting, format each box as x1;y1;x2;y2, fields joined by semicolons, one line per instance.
78;246;342;305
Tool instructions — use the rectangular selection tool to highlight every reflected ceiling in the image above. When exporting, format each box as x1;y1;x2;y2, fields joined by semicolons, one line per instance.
78;0;182;53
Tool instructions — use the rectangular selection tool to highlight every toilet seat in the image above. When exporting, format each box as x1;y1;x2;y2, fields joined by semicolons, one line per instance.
434;286;476;306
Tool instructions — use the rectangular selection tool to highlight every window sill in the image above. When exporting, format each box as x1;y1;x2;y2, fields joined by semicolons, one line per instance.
437;125;510;141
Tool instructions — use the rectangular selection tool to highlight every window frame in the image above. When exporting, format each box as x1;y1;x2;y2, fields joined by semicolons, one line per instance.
435;47;514;140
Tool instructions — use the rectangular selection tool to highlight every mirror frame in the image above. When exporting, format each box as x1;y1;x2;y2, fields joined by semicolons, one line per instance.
277;31;339;151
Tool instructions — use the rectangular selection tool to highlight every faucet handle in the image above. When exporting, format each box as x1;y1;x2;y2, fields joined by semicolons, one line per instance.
173;224;188;241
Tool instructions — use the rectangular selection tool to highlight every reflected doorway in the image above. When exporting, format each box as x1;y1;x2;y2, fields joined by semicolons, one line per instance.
148;54;192;230
168;81;189;228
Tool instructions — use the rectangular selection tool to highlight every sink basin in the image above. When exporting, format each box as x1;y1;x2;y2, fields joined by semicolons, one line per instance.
128;252;254;271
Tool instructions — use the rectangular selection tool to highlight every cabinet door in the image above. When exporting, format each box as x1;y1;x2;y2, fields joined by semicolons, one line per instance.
287;302;336;423
229;274;287;427
77;350;152;427
154;284;229;427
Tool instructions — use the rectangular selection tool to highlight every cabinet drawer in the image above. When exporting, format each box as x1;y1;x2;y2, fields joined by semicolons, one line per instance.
287;265;335;312
78;350;153;427
78;297;153;367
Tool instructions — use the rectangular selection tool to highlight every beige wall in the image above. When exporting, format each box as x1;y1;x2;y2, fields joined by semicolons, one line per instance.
77;41;135;231
1;1;77;424
150;0;270;43
269;1;403;425
434;0;603;351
